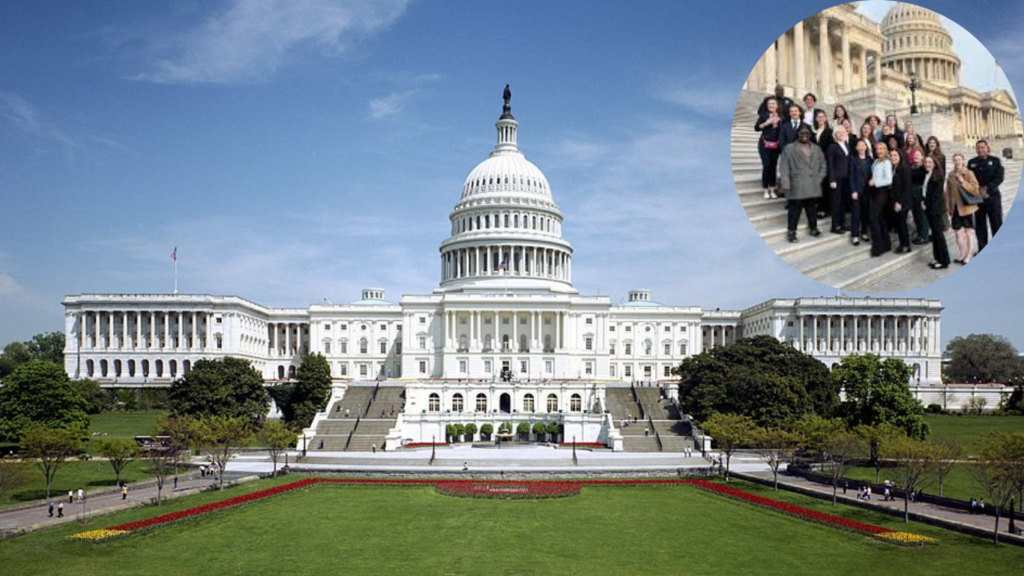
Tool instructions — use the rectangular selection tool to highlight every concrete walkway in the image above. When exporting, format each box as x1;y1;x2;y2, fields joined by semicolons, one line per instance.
0;471;248;538
742;469;1024;545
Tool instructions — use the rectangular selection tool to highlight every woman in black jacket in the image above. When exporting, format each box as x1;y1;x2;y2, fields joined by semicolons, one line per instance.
922;156;950;268
755;97;783;199
848;138;874;246
811;110;834;217
889;148;913;253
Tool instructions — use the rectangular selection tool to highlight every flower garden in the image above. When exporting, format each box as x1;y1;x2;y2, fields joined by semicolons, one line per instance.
68;477;934;546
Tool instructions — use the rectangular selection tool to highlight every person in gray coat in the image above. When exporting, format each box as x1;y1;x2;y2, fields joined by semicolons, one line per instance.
779;125;827;243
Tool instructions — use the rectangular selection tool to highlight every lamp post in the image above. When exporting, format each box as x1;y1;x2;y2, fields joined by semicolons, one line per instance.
431;434;436;465
572;435;578;466
907;71;920;115
302;433;307;458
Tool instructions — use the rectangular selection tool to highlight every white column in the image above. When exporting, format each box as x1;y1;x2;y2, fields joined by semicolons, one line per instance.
765;40;777;90
795;21;805;98
285;323;291;356
818;17;830;100
874;51;882;86
162;313;169;350
841;25;851;94
191;312;197;350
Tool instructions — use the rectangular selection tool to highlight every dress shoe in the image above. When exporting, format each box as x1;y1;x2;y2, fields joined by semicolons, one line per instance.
851;237;860;246
809;229;823;238
787;231;798;243
912;237;930;245
929;261;949;270
896;245;912;254
830;227;844;235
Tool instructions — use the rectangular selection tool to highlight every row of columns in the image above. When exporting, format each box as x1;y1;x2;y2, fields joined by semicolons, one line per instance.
453;210;558;235
442;245;570;282
760;16;882;100
961;105;1018;139
797;314;937;355
79;310;213;352
267;322;309;357
703;325;736;350
84;357;188;380
444;310;567;353
887;56;958;84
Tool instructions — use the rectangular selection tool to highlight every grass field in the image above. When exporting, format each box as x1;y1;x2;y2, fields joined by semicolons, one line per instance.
2;478;1023;574
87;411;166;455
0;460;155;508
924;414;1024;453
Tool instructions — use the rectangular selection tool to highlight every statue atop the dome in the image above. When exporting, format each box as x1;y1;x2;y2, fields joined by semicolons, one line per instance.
501;84;514;119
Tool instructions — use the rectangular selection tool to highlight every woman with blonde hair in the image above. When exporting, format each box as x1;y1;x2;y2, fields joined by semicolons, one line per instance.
945;153;984;264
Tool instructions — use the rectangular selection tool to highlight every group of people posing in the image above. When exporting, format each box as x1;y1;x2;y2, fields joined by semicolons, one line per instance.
755;86;1005;268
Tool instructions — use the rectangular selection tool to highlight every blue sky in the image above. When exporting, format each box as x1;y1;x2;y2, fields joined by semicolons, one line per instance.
1;0;1022;351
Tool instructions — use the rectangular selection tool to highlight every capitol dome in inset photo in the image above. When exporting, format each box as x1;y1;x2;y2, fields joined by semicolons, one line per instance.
731;1;1021;293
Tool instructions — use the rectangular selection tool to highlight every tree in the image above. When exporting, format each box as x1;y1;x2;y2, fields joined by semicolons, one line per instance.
532;422;547;442
453;423;466;442
156;415;195;475
169;357;269;428
888;438;936;523
0;456;31;503
73;379;109;414
675;336;838;428
822;430;863;506
794;414;847;463
25;332;66;365
963;396;988;415
516;422;530;442
0;360;90;443
192;416;254;491
0;341;31;379
752;427;803;490
463;423;478;443
546;421;560;443
19;425;83;499
944;334;1023;384
96;438;140;484
702;413;755;480
833;354;929;441
480;423;494;441
854;423;905;484
258;420;297;478
968;432;1024;544
1004;378;1024;414
289;353;332;428
930;437;962;498
145;447;177;507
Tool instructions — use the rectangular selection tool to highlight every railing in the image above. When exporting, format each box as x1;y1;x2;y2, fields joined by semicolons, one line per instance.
363;381;381;418
344;416;360;451
649;414;662;452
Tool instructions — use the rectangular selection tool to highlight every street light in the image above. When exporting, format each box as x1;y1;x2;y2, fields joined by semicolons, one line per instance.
302;433;307;458
907;71;920;115
431;434;436;465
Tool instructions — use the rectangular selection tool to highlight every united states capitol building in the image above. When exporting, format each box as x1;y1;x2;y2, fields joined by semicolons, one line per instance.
62;91;946;446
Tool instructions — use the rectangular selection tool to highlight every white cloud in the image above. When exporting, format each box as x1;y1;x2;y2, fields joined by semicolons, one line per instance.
369;89;418;119
0;92;78;149
136;0;410;84
656;85;740;116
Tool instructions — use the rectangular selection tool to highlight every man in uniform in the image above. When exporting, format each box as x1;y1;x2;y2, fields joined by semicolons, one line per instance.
968;139;1004;252
758;83;793;120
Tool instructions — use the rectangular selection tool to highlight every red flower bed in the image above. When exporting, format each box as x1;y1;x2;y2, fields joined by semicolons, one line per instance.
559;442;608;448
687;479;893;536
437;480;581;499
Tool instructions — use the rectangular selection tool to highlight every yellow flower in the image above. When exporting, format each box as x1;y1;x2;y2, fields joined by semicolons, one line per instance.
875;531;938;546
67;529;130;542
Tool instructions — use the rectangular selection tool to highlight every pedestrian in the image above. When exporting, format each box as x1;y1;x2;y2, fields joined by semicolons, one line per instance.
57;502;64;518
173;476;178;490
48;501;54;517
865;486;871;501
318;439;324;449
68;490;73;504
77;488;84;504
345;408;350;418
462;462;469;471
883;487;890;501
843;480;848;495
372;443;377;454
644;426;649;437
122;485;128;500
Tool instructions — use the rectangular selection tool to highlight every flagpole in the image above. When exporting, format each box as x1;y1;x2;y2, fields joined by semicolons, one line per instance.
174;257;178;295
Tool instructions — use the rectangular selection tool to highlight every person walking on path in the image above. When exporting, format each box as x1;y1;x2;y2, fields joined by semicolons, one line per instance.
122;485;128;500
68;490;73;504
57;502;64;518
173;476;178;490
77;488;84;504
47;502;54;518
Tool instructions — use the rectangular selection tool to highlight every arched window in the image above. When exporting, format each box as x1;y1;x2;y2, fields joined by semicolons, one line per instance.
359;337;368;354
452;393;464;412
141;359;149;377
502;334;510;351
155;360;163;378
183;360;191;374
570;394;582;412
169;359;177;378
86;359;94;377
128;359;136;377
114;359;122;378
323;339;331;354
476;393;488;412
519;334;528;352
428;393;440;412
100;359;108;377
547;393;558;413
484;334;493;351
523;393;535;412
544;334;552;352
278;365;285;379
458;335;468;352
289;366;297;378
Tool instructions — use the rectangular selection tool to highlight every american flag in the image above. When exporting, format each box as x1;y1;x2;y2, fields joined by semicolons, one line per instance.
171;247;177;261
498;257;507;271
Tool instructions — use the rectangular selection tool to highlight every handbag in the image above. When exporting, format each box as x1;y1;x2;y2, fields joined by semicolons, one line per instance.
961;189;984;205
762;139;779;150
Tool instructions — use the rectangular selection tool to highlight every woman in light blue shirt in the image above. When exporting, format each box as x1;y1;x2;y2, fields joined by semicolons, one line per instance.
868;142;893;256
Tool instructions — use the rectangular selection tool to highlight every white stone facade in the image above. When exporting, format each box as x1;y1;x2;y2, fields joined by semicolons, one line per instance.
61;91;947;446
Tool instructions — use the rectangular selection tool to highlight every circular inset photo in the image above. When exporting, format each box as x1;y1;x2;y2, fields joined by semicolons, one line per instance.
732;1;1021;293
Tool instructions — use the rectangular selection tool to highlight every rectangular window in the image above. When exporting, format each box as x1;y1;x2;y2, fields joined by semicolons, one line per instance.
459;360;467;373
418;336;426;349
484;360;492;373
625;343;632;355
585;361;593;375
625;326;631;332
324;341;332;354
585;337;593;351
585;318;592;325
610;344;616;355
520;360;527;373
380;324;386;331
610;364;617;377
419;360;427;374
664;343;671;355
340;342;348;354
340;324;347;330
625;365;632;377
679;343;687;355
359;364;368;377
485;318;492;325
216;317;222;324
325;324;331;330
544;360;553;373
380;342;387;354
419;317;426;324
339;363;348;376
396;342;402;355
609;326;615;332
664;366;672;377
788;321;794;326
664;326;671;332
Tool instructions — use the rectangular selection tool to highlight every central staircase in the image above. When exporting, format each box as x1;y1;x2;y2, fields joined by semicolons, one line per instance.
309;382;405;452
607;386;693;453
733;89;1021;291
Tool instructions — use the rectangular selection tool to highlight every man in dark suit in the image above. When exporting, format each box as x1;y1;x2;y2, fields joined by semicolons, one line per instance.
826;126;853;234
759;84;793;120
779;104;809;155
802;93;825;128
968;139;1005;251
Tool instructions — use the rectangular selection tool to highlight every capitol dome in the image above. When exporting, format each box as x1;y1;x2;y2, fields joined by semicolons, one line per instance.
438;86;575;294
880;2;959;87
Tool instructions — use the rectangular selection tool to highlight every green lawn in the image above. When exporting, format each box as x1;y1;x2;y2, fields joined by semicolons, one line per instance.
924;414;1024;453
1;478;1022;574
87;411;167;455
0;460;156;508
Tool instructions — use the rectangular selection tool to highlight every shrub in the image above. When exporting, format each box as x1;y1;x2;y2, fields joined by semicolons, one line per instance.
463;423;478;442
480;423;494;439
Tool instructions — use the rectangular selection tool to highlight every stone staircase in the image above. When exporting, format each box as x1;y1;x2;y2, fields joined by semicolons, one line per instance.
733;88;1022;292
366;386;405;418
609;386;693;453
309;383;404;452
605;388;641;421
327;385;375;418
345;418;396;452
